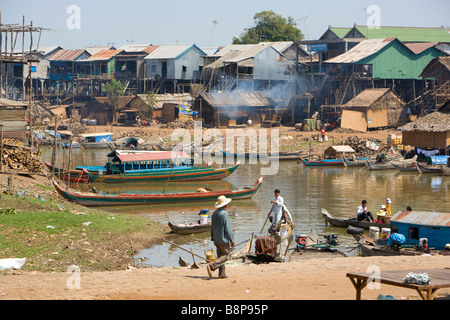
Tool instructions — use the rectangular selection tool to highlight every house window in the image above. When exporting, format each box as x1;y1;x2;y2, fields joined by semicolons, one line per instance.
182;65;187;73
408;227;419;240
151;65;156;73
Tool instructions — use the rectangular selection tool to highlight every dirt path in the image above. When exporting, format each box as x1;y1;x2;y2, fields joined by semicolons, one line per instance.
1;255;448;300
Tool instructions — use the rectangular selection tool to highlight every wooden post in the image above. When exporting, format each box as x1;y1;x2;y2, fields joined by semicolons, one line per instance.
51;117;58;168
0;125;3;173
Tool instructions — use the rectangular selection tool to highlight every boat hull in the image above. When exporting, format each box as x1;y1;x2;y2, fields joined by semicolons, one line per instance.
168;222;211;235
321;208;390;230
417;163;442;173
53;177;263;206
82;163;240;183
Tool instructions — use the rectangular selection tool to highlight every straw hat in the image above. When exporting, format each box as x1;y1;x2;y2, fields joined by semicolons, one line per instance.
214;195;232;208
381;205;386;209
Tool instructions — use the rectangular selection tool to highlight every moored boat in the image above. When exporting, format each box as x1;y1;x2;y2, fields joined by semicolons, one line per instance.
301;158;345;166
440;165;450;176
343;157;370;167
416;162;442;173
168;221;211;235
392;162;418;172
366;160;395;170
76;150;240;183
321;208;390;230
78;132;114;149
45;162;90;183
52;177;263;207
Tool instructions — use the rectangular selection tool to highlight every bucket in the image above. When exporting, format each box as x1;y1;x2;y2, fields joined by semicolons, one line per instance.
381;228;391;240
199;214;208;225
369;226;380;241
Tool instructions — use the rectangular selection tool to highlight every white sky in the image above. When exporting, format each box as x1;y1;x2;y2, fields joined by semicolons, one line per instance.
2;0;449;49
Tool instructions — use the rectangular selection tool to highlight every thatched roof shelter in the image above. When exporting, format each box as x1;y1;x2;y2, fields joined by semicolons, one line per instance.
399;100;450;149
340;88;407;132
420;56;450;85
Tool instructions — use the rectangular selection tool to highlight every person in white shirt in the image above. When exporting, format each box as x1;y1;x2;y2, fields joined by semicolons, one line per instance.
270;189;284;229
357;200;375;222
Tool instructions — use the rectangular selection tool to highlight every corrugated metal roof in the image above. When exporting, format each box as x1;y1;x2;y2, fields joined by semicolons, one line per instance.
353;25;450;43
86;49;123;61
404;42;438;54
436;44;450;55
85;46;115;55
391;210;450;227
326;145;355;153
118;44;152;52
47;49;89;61
144;44;204;59
211;44;254;57
225;43;272;63
117;151;191;162
325;38;395;63
0;98;28;107
201;91;276;108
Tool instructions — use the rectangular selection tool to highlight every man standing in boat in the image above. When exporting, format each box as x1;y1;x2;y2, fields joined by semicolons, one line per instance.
206;195;235;279
268;189;284;233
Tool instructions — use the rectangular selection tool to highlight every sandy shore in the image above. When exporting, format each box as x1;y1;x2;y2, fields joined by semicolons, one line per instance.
1;255;449;300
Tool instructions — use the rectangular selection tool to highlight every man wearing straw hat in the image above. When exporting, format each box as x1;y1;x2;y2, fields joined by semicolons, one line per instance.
206;195;235;279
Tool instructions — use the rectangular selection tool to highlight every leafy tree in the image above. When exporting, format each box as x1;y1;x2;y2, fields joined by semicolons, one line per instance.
104;79;124;123
233;11;303;44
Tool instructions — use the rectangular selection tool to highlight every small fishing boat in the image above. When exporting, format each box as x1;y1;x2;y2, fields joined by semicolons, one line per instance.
78;132;114;149
390;210;450;250
351;233;440;257
76;150;240;183
440;165;450;176
168;221;211;235
366;160;395;170
45;162;90;183
416;162;442;173
221;149;303;161
301;158;345;166
321;208;390;230
53;177;263;207
343;157;370;167
392;162;418;172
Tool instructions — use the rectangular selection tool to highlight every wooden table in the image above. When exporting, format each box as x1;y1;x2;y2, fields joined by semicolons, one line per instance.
347;268;450;300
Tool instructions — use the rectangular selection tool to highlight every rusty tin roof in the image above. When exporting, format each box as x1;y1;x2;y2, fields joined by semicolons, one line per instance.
390;211;450;227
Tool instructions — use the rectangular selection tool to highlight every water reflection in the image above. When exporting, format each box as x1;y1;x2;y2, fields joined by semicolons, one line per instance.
40;147;449;267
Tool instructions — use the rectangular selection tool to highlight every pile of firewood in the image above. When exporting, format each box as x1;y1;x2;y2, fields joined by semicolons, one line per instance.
340;136;390;157
1;139;44;173
161;119;195;129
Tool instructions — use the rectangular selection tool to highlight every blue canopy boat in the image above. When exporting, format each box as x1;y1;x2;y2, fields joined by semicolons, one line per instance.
390;210;450;250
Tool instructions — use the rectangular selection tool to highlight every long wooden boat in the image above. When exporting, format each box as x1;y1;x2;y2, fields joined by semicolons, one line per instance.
220;149;302;161
392;162;418;172
78;132;114;149
440;165;450;176
74;150;240;183
168;221;211;235
416;162;442;173
53;177;263;206
301;158;345;166
45;162;90;183
366;160;395;170
321;208;390;230
351;233;440;257
343;157;370;167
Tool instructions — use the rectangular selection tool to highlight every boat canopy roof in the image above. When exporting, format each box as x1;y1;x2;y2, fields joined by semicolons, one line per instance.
107;150;191;163
391;210;450;227
77;132;113;142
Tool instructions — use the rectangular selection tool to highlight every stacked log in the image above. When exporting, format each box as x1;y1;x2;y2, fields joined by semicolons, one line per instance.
161;119;195;129
1;139;44;173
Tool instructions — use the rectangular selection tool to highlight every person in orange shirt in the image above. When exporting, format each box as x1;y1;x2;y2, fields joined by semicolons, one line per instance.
385;198;392;216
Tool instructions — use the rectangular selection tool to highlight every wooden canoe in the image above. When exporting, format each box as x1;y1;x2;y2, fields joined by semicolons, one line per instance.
53;177;263;207
416;162;442;173
392;162;418;172
440;165;450;176
321;208;390;230
220;149;303;161
168;221;211;235
343;158;370;167
366;161;395;170
301;158;344;166
45;162;91;183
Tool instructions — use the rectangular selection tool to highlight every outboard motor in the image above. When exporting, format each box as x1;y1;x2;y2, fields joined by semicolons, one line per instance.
295;234;308;250
324;234;339;246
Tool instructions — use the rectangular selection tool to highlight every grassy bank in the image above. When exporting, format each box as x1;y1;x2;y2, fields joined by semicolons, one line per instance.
0;191;168;272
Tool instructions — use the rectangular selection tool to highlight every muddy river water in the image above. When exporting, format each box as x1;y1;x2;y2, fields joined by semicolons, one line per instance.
42;147;450;267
